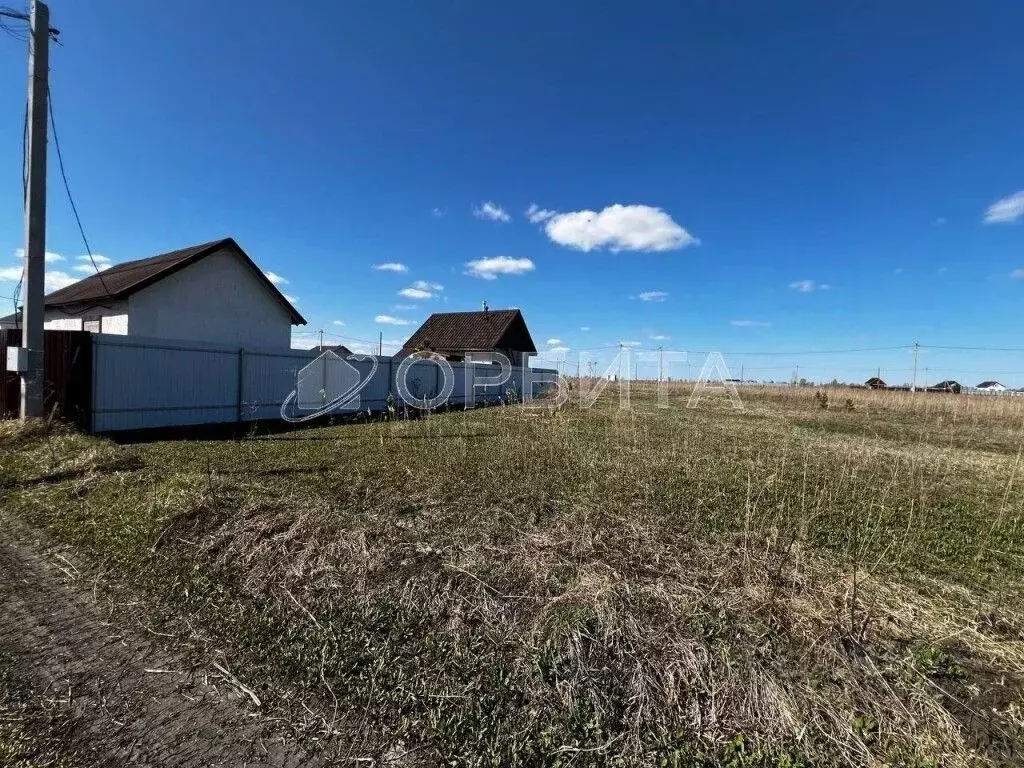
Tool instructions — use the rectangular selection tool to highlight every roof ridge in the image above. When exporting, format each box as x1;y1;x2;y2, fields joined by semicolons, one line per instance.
39;237;305;326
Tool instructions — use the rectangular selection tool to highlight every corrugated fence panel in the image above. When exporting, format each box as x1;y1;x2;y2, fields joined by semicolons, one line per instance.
240;348;319;421
92;335;242;431
89;333;560;432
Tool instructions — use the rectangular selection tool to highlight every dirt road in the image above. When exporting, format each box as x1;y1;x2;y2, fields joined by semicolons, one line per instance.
0;519;323;767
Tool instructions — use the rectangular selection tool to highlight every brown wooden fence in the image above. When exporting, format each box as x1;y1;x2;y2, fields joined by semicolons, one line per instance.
0;329;93;429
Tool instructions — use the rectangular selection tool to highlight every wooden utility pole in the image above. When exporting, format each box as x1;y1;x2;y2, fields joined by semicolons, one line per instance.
911;341;920;392
14;1;50;419
378;330;382;356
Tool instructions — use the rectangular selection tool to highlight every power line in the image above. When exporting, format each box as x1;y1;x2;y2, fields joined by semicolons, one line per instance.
48;85;112;297
0;8;29;42
920;344;1024;353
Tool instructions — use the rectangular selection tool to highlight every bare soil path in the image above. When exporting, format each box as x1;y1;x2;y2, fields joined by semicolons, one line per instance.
0;517;325;768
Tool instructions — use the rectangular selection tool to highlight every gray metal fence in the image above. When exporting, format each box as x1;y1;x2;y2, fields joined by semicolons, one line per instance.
90;334;555;432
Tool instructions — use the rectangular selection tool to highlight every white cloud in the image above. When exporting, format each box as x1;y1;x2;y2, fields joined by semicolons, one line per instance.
548;346;570;355
399;287;433;300
649;334;670;341
789;280;830;292
730;320;771;327
333;319;345;326
0;264;78;293
636;290;668;302
431;207;446;218
375;314;412;326
399;279;444;300
1011;269;1024;280
73;254;113;272
525;203;556;224
393;303;417;311
473;201;510;223
932;217;947;226
46;272;79;292
983;191;1024;224
399;280;443;300
544;204;697;252
579;326;590;332
373;262;408;273
283;293;298;304
618;340;643;347
264;270;288;285
14;249;63;263
73;263;113;274
464;255;535;280
546;338;563;345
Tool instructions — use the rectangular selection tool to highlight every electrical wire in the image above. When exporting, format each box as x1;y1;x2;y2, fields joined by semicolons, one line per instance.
920;344;1024;353
48;85;112;298
0;9;29;42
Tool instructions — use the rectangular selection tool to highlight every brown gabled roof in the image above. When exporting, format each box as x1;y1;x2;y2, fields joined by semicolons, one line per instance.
401;309;537;354
43;237;306;325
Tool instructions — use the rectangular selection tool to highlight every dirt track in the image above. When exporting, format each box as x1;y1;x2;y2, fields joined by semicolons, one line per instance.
0;519;323;767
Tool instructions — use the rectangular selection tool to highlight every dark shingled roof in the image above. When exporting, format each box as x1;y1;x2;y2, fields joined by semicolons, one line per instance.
401;309;537;355
310;344;353;356
42;237;305;324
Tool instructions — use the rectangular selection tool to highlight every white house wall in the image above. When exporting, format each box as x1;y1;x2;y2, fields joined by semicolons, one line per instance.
42;302;129;334
457;351;532;366
127;247;293;349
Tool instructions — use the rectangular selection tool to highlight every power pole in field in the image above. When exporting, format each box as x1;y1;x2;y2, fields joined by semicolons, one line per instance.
378;330;382;356
658;346;664;382
5;1;51;420
318;328;324;350
911;341;919;392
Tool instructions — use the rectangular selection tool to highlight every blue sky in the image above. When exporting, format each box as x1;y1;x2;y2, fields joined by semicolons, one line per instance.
1;1;1023;384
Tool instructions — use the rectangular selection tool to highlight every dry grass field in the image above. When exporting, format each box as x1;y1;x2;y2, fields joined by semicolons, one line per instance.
1;384;1022;766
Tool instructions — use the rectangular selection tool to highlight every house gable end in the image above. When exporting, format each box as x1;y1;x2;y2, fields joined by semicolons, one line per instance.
494;311;538;355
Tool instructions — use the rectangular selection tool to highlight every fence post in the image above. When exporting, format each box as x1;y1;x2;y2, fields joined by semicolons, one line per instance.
90;335;98;433
388;356;393;404
236;348;245;423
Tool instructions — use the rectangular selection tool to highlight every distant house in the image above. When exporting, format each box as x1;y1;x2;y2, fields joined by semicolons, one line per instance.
400;308;537;366
865;376;887;390
309;344;352;357
928;380;962;394
976;381;1006;392
0;238;305;349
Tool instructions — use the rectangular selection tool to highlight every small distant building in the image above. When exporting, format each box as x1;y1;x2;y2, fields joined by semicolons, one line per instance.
400;308;537;366
865;376;887;390
928;380;962;394
309;344;352;357
976;381;1006;392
